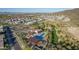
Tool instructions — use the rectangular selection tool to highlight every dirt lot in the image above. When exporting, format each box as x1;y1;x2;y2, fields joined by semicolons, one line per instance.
67;27;79;40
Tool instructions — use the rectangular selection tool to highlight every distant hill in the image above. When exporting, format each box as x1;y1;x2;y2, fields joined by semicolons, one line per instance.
58;8;79;26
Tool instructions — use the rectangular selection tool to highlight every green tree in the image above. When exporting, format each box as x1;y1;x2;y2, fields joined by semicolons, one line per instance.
51;26;58;44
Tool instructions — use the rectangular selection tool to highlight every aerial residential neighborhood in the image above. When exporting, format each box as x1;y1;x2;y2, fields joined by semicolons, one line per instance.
0;8;79;50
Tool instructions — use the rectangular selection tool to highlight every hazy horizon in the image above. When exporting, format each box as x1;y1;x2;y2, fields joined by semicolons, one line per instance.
0;8;73;13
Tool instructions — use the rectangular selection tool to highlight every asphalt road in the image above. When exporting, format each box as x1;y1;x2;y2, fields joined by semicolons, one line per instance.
13;32;26;50
11;40;21;50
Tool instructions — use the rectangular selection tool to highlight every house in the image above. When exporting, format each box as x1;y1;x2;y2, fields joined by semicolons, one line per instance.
0;26;3;32
28;31;49;49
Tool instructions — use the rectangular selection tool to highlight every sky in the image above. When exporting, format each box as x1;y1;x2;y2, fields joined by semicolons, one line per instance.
0;8;72;13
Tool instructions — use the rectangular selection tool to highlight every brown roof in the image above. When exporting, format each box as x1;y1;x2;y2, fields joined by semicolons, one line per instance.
29;37;45;46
